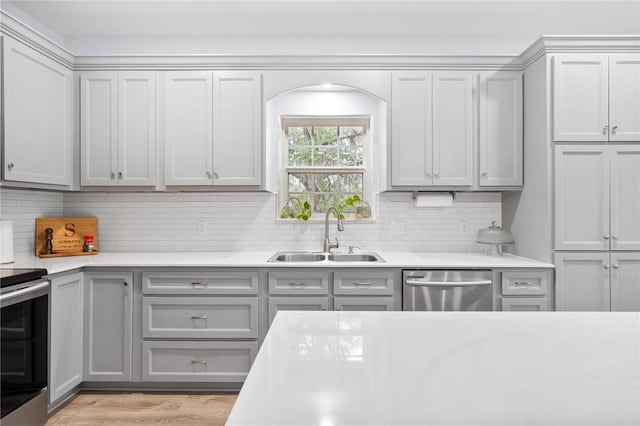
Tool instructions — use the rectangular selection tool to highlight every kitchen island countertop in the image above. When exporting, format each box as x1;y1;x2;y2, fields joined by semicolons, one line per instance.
8;251;554;275
227;310;640;426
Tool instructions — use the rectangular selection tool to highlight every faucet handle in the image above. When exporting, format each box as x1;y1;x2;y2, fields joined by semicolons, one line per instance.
334;237;339;249
348;245;360;254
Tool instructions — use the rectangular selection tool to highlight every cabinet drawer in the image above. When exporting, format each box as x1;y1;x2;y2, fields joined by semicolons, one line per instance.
333;270;394;295
142;341;257;382
268;271;329;295
142;271;258;295
268;297;329;324
501;297;550;311
334;297;394;311
501;271;548;296
142;297;258;339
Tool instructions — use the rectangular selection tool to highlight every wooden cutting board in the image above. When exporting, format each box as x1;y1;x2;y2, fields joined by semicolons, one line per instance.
35;217;98;258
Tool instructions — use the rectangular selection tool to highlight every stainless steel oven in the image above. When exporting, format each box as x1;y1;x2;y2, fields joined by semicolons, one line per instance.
403;270;494;311
1;268;49;426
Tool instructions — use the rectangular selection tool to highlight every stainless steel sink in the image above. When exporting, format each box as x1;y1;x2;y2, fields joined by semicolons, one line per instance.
327;253;385;262
268;252;326;262
268;251;384;263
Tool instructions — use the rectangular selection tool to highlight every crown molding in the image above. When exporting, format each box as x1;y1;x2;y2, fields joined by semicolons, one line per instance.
72;54;523;71
520;35;640;68
0;9;74;68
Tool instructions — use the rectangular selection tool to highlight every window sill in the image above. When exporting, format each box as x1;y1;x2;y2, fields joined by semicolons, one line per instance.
275;216;376;225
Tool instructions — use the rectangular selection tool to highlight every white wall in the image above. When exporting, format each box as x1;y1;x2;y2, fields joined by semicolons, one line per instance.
61;191;500;253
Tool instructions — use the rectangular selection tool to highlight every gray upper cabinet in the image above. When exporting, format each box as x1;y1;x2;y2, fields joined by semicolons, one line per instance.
49;272;84;403
553;53;640;142
84;272;133;382
164;71;262;187
2;37;73;186
479;71;523;187
390;71;473;188
80;71;156;186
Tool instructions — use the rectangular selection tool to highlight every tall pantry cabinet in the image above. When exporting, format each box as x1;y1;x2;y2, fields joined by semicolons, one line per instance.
553;52;640;311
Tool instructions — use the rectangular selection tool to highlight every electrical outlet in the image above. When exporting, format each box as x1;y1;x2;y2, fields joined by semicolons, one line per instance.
391;221;405;236
460;222;468;234
197;220;207;234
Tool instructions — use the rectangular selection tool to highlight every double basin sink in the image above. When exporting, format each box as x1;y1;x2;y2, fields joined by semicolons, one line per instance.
269;251;385;263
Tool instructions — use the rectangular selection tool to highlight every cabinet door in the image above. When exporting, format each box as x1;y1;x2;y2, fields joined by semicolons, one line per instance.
479;71;523;186
84;272;133;381
391;72;433;186
268;297;329;324
80;72;118;186
553;54;609;142
610;145;640;250
554;145;610;250
432;71;473;186
212;72;262;186
3;37;72;186
164;72;213;185
555;252;610;311
118;72;156;186
49;272;83;403
609;53;640;142
334;297;394;311
611;253;640;312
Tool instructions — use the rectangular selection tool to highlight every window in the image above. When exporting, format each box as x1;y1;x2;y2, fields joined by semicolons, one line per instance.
281;116;370;215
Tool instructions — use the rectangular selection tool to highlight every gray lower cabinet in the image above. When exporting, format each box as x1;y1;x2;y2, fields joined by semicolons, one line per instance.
498;269;553;312
84;272;133;381
49;272;84;404
268;271;329;295
141;269;260;384
334;297;394;311
142;341;257;382
268;297;329;323
333;270;394;296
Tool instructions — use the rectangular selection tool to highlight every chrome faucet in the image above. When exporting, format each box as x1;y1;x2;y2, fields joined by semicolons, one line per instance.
323;207;344;253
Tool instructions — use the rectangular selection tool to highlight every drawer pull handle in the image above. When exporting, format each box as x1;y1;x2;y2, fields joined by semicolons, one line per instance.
191;315;208;320
289;281;306;286
191;281;206;287
354;281;372;286
191;359;207;365
513;281;534;287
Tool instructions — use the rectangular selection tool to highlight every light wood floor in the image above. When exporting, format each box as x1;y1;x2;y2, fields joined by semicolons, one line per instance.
46;392;238;425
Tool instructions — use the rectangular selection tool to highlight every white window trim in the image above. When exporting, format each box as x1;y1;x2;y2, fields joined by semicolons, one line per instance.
279;115;373;221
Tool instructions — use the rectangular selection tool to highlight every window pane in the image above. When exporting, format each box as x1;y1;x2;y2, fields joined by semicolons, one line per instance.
314;147;339;166
288;174;311;193
315;174;340;192
314;194;342;213
339;126;364;146
314;127;338;146
288;126;312;146
341;174;363;193
289;147;313;166
338;147;363;167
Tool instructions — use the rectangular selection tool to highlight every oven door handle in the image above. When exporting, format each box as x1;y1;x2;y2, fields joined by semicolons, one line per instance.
405;279;492;287
0;280;50;308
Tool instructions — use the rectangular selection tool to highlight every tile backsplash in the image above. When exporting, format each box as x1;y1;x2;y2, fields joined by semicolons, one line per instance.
2;188;501;256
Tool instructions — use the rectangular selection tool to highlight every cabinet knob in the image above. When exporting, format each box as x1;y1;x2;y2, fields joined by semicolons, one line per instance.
434;171;440;177
612;264;620;269
212;171;219;179
612;125;618;134
603;125;609;135
612;235;618;240
482;172;488;177
425;172;432;177
7;162;14;170
604;264;610;270
111;172;115;179
604;235;610;240
118;171;123;179
206;171;212;179
123;282;128;286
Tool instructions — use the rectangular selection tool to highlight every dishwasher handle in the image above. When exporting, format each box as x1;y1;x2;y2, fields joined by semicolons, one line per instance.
405;279;492;287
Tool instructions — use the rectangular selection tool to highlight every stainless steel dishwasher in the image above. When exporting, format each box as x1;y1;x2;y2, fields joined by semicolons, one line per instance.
403;270;494;311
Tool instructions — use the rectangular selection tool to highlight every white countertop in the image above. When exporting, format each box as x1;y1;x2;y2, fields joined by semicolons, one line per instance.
227;311;640;426
6;251;553;275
